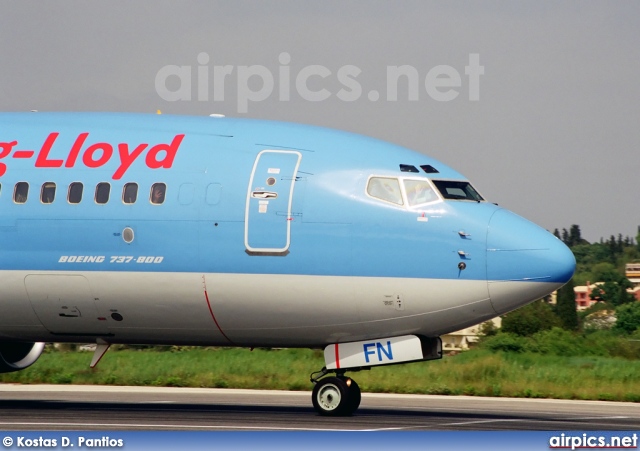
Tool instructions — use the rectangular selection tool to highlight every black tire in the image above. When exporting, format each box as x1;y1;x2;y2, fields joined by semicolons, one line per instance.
312;376;349;416
341;377;361;415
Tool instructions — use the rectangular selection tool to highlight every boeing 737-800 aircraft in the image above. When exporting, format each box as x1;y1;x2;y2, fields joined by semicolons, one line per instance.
0;112;575;415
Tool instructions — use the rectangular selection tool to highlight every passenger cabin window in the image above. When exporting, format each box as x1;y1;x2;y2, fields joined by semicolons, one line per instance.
404;179;437;206
150;183;166;205
68;182;83;204
41;182;56;204
366;177;403;206
123;183;138;204
14;182;29;204
432;180;484;201
95;182;110;204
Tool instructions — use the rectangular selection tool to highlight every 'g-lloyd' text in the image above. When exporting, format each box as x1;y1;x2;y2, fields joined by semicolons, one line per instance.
0;132;185;179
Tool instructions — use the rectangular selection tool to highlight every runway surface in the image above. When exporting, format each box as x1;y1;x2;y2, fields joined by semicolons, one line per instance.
0;384;638;431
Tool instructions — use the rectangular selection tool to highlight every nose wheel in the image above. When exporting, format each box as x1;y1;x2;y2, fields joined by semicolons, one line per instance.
311;375;361;416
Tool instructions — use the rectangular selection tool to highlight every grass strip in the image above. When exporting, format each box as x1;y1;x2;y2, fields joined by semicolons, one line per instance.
1;347;639;402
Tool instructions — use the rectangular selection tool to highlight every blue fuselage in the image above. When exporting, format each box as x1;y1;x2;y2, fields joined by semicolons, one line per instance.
0;113;575;347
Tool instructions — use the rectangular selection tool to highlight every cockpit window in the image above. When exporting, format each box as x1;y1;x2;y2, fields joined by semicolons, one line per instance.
367;177;403;206
404;179;437;206
420;164;439;174
432;180;484;201
399;164;419;173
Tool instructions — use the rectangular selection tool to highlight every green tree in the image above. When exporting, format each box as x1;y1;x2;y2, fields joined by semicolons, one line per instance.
558;224;588;247
591;262;618;282
614;302;640;334
623;246;640;265
568;225;588;247
501;300;561;336
556;279;578;330
590;277;635;307
478;320;498;337
607;235;619;264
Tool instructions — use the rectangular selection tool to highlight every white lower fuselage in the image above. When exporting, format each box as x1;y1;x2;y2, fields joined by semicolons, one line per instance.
0;270;557;347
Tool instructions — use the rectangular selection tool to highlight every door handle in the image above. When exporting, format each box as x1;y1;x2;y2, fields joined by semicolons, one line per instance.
252;191;278;199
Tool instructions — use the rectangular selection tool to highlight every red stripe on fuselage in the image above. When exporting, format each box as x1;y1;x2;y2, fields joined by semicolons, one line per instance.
203;288;235;346
335;343;340;369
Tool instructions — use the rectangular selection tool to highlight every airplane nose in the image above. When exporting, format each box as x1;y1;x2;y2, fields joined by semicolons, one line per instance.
486;209;576;315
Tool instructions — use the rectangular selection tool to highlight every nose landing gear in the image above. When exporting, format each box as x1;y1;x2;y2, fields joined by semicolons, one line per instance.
309;335;441;415
310;369;361;416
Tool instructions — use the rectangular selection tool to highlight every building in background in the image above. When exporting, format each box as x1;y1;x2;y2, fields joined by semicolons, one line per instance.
573;282;601;310
441;317;501;352
626;263;640;286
